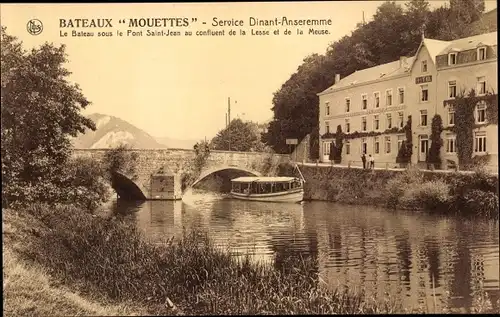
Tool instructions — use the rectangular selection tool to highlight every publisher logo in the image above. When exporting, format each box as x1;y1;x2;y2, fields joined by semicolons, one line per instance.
27;19;43;36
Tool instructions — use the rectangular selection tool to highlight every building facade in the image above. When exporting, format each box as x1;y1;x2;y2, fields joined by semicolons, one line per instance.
317;32;497;170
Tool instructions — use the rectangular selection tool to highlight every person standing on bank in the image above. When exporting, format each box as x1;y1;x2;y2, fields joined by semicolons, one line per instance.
361;153;367;169
368;154;375;169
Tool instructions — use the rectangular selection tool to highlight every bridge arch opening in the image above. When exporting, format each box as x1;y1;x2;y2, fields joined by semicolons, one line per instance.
111;171;147;200
191;167;261;192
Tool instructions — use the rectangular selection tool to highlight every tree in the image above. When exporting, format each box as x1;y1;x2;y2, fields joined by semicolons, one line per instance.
427;115;444;169
333;125;344;164
210;118;258;152
396;116;413;165
1;26;95;207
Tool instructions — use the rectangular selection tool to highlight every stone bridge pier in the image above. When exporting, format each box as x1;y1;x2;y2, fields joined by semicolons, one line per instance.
72;148;290;200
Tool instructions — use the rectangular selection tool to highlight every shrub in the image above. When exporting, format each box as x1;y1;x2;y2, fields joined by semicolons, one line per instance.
461;190;499;219
57;156;111;211
101;144;139;181
386;169;451;211
471;154;491;169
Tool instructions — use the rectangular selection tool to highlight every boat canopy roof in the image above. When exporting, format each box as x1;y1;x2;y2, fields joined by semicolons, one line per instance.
231;176;297;183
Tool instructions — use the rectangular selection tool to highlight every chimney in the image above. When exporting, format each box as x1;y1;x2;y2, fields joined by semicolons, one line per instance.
335;74;341;84
399;56;408;68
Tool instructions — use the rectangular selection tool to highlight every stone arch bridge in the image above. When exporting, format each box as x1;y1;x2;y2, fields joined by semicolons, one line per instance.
72;149;290;200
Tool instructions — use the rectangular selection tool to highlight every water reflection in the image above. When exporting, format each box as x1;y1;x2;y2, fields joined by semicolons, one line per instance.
102;193;500;312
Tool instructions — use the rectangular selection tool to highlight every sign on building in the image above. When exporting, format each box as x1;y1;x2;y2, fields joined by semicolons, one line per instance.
286;138;298;145
415;75;432;84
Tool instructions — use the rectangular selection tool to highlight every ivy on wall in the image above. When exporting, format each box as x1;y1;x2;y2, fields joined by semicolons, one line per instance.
443;89;498;167
322;126;405;140
328;125;344;163
427;115;443;168
396;115;412;164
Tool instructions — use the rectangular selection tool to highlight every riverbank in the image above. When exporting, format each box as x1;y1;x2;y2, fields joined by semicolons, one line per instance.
280;163;499;218
2;214;142;317
2;204;407;315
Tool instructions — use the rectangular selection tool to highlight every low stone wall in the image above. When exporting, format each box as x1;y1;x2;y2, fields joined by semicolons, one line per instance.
279;163;499;207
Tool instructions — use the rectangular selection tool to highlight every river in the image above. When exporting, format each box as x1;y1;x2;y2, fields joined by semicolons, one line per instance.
100;190;499;313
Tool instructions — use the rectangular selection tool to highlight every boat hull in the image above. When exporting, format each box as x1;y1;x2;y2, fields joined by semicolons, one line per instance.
230;189;304;203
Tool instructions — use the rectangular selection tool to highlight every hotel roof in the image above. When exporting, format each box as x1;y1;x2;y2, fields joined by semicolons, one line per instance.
436;31;497;56
318;56;415;95
318;31;497;95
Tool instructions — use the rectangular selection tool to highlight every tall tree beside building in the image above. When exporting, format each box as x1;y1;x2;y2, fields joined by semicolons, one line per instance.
262;53;332;155
396;116;413;165
1;26;95;207
427;115;444;169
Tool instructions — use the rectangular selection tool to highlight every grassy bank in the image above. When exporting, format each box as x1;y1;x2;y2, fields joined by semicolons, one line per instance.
2;246;141;317
280;163;499;219
3;204;407;315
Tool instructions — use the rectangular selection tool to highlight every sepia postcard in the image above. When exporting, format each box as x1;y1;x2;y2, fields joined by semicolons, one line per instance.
1;1;499;316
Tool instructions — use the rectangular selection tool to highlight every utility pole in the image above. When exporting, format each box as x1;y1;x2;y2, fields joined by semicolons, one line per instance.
228;97;231;151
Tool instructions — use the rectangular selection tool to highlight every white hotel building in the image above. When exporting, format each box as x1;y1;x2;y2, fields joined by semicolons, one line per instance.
317;32;498;169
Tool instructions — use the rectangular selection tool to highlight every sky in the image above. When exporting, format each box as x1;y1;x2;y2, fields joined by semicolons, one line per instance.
1;1;497;140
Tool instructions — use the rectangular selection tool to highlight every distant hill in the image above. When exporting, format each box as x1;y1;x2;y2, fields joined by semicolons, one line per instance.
72;113;167;149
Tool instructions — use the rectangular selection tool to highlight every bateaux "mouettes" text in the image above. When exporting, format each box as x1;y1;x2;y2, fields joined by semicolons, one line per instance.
60;18;113;28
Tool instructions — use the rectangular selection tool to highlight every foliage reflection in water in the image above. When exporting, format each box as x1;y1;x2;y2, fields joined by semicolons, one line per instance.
102;190;500;313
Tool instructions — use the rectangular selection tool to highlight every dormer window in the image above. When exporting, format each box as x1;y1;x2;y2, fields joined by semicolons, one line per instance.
448;53;457;65
477;47;486;61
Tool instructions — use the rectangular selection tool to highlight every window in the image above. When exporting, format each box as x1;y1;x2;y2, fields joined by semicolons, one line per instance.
448;53;457;65
476;102;486;123
345;98;351;112
325;121;330;134
374;92;380;108
386;113;392;129
446;134;456;153
385;136;391;154
325;102;330;116
420;110;428;126
421;60;428;72
420;84;429;102
374;115;380;130
374;137;380;154
345;118;350;133
448;80;457;98
361;116;367;131
323;141;331;156
345;140;350;155
362;94;368;110
477;76;486;95
448;106;455;126
386;89;393;106
478;47;486;61
398;111;404;128
474;132;487;153
361;138;367;154
397;135;405;150
398;87;405;104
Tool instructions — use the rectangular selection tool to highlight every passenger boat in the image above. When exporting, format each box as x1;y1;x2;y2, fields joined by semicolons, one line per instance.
230;176;304;203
